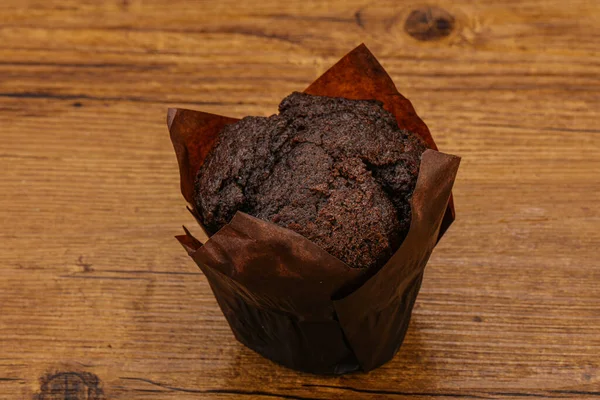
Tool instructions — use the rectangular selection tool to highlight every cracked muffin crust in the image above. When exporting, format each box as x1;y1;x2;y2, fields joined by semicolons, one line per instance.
194;92;427;269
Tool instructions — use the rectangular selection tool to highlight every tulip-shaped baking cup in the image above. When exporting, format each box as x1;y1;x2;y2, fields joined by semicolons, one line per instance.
168;44;460;374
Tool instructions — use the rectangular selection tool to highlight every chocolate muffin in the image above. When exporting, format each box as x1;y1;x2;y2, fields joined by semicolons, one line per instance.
194;92;428;269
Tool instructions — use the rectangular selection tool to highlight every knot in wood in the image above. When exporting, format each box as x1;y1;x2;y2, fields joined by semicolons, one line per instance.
404;7;455;41
36;372;104;400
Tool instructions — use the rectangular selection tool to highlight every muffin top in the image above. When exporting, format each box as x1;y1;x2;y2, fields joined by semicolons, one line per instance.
194;92;427;269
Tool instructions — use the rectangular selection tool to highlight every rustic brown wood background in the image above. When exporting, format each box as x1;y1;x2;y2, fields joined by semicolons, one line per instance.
1;0;599;399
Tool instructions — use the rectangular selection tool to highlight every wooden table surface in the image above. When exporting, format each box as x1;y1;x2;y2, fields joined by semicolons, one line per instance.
1;1;599;399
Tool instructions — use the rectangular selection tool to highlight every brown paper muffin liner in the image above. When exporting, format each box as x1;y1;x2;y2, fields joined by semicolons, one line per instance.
168;44;460;374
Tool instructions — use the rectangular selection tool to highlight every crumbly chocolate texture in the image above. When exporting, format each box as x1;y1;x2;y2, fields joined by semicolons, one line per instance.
194;92;427;269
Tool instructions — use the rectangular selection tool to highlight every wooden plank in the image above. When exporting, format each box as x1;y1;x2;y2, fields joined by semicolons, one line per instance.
1;0;599;398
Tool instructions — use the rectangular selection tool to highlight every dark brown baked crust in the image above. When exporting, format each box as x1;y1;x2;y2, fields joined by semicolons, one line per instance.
194;92;427;269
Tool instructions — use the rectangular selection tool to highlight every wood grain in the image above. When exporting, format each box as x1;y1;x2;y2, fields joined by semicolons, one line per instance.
1;0;599;398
